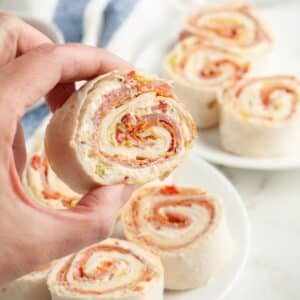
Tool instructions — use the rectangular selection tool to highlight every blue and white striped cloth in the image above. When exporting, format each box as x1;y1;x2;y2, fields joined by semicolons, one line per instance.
23;0;138;138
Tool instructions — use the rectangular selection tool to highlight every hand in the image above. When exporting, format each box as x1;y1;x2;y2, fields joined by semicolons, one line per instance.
0;13;134;286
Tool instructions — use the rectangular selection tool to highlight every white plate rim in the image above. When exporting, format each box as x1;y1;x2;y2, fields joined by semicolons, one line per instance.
195;128;300;171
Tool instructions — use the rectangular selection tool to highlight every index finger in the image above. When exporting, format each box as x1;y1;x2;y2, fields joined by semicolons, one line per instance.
0;43;132;144
0;12;52;67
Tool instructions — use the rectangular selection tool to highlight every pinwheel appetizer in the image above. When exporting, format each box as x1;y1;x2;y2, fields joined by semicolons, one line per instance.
47;238;164;300
164;37;251;128
45;70;196;193
0;261;56;300
122;185;233;290
220;76;300;157
180;3;273;60
23;123;80;209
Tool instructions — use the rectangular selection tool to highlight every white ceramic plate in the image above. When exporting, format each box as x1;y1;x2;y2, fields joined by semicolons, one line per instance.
114;152;250;300
134;7;300;170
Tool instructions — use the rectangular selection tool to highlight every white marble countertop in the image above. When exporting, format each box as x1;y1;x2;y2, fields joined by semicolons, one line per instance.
220;166;300;300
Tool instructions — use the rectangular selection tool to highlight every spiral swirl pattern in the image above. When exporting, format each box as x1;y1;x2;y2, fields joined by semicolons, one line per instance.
164;37;250;128
231;76;300;121
181;3;272;58
220;76;300;156
23;127;80;209
45;70;196;192
166;37;250;88
123;185;217;249
47;239;164;300
122;185;233;290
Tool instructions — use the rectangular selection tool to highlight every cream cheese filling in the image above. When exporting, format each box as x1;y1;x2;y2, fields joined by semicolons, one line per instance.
195;11;256;47
236;79;300;121
167;38;249;88
136;194;213;249
25;150;80;209
72;75;192;182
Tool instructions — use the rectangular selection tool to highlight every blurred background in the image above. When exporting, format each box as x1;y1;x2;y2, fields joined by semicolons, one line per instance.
0;0;298;44
1;0;299;138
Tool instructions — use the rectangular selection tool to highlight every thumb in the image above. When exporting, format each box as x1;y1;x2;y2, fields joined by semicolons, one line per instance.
38;185;134;265
71;184;134;239
76;184;134;212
